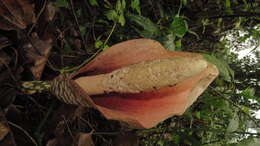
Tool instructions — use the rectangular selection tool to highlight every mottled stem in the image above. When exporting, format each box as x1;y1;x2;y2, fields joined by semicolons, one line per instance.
22;80;51;94
21;74;90;107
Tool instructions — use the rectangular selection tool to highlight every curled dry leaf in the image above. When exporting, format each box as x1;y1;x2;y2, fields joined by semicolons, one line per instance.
43;2;56;22
0;0;36;30
46;139;57;146
77;132;94;146
0;35;11;50
23;32;52;79
0;108;16;146
0;122;9;141
0;51;11;69
53;39;219;129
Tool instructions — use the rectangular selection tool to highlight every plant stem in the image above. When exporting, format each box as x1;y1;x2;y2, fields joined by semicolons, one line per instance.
21;81;51;94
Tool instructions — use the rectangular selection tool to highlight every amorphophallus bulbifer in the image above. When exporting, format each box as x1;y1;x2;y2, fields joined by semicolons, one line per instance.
22;39;219;129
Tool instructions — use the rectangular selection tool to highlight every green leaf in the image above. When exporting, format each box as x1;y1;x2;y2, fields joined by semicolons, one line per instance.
105;10;119;21
175;39;182;49
182;0;187;6
226;112;239;133
106;0;125;26
225;0;231;8
225;0;233;15
241;105;250;114
171;135;180;144
118;14;125;26
116;0;122;11
236;138;260;146
79;26;86;36
241;88;256;99
116;0;125;11
157;140;164;146
89;0;98;6
195;112;201;119
121;0;126;10
55;0;68;8
95;40;103;48
128;14;160;38
170;16;188;38
201;54;234;82
161;33;176;51
131;0;141;15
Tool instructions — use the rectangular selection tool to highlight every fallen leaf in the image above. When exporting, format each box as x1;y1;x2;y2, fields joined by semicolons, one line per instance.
23;32;52;79
0;67;22;108
0;108;16;146
43;2;56;22
77;132;95;146
0;51;11;69
0;0;36;30
46;139;57;146
0;122;9;141
0;35;11;49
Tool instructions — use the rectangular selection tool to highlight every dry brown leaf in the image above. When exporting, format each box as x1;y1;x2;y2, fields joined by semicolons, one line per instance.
0;122;9;141
23;32;52;79
43;2;55;22
46;139;57;146
0;35;11;50
0;0;35;30
77;132;95;146
0;108;16;146
0;51;10;69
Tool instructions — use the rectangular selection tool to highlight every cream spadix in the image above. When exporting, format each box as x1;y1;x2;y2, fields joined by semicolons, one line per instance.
75;57;208;95
20;39;219;129
23;39;219;129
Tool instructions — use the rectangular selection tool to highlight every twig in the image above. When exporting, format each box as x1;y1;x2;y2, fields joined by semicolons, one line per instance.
62;116;77;144
0;108;17;146
0;58;17;82
67;0;87;51
34;100;56;144
93;131;120;135
138;127;260;137
28;0;47;34
104;22;117;46
50;20;116;73
61;48;102;73
8;121;38;146
208;12;260;19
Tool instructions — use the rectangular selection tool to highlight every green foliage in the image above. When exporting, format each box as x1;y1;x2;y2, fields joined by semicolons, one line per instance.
169;16;188;38
105;0;126;26
55;0;68;8
127;14;160;38
226;112;239;133
88;0;98;6
201;54;234;82
160;33;176;51
131;0;141;15
232;137;260;146
128;14;190;50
